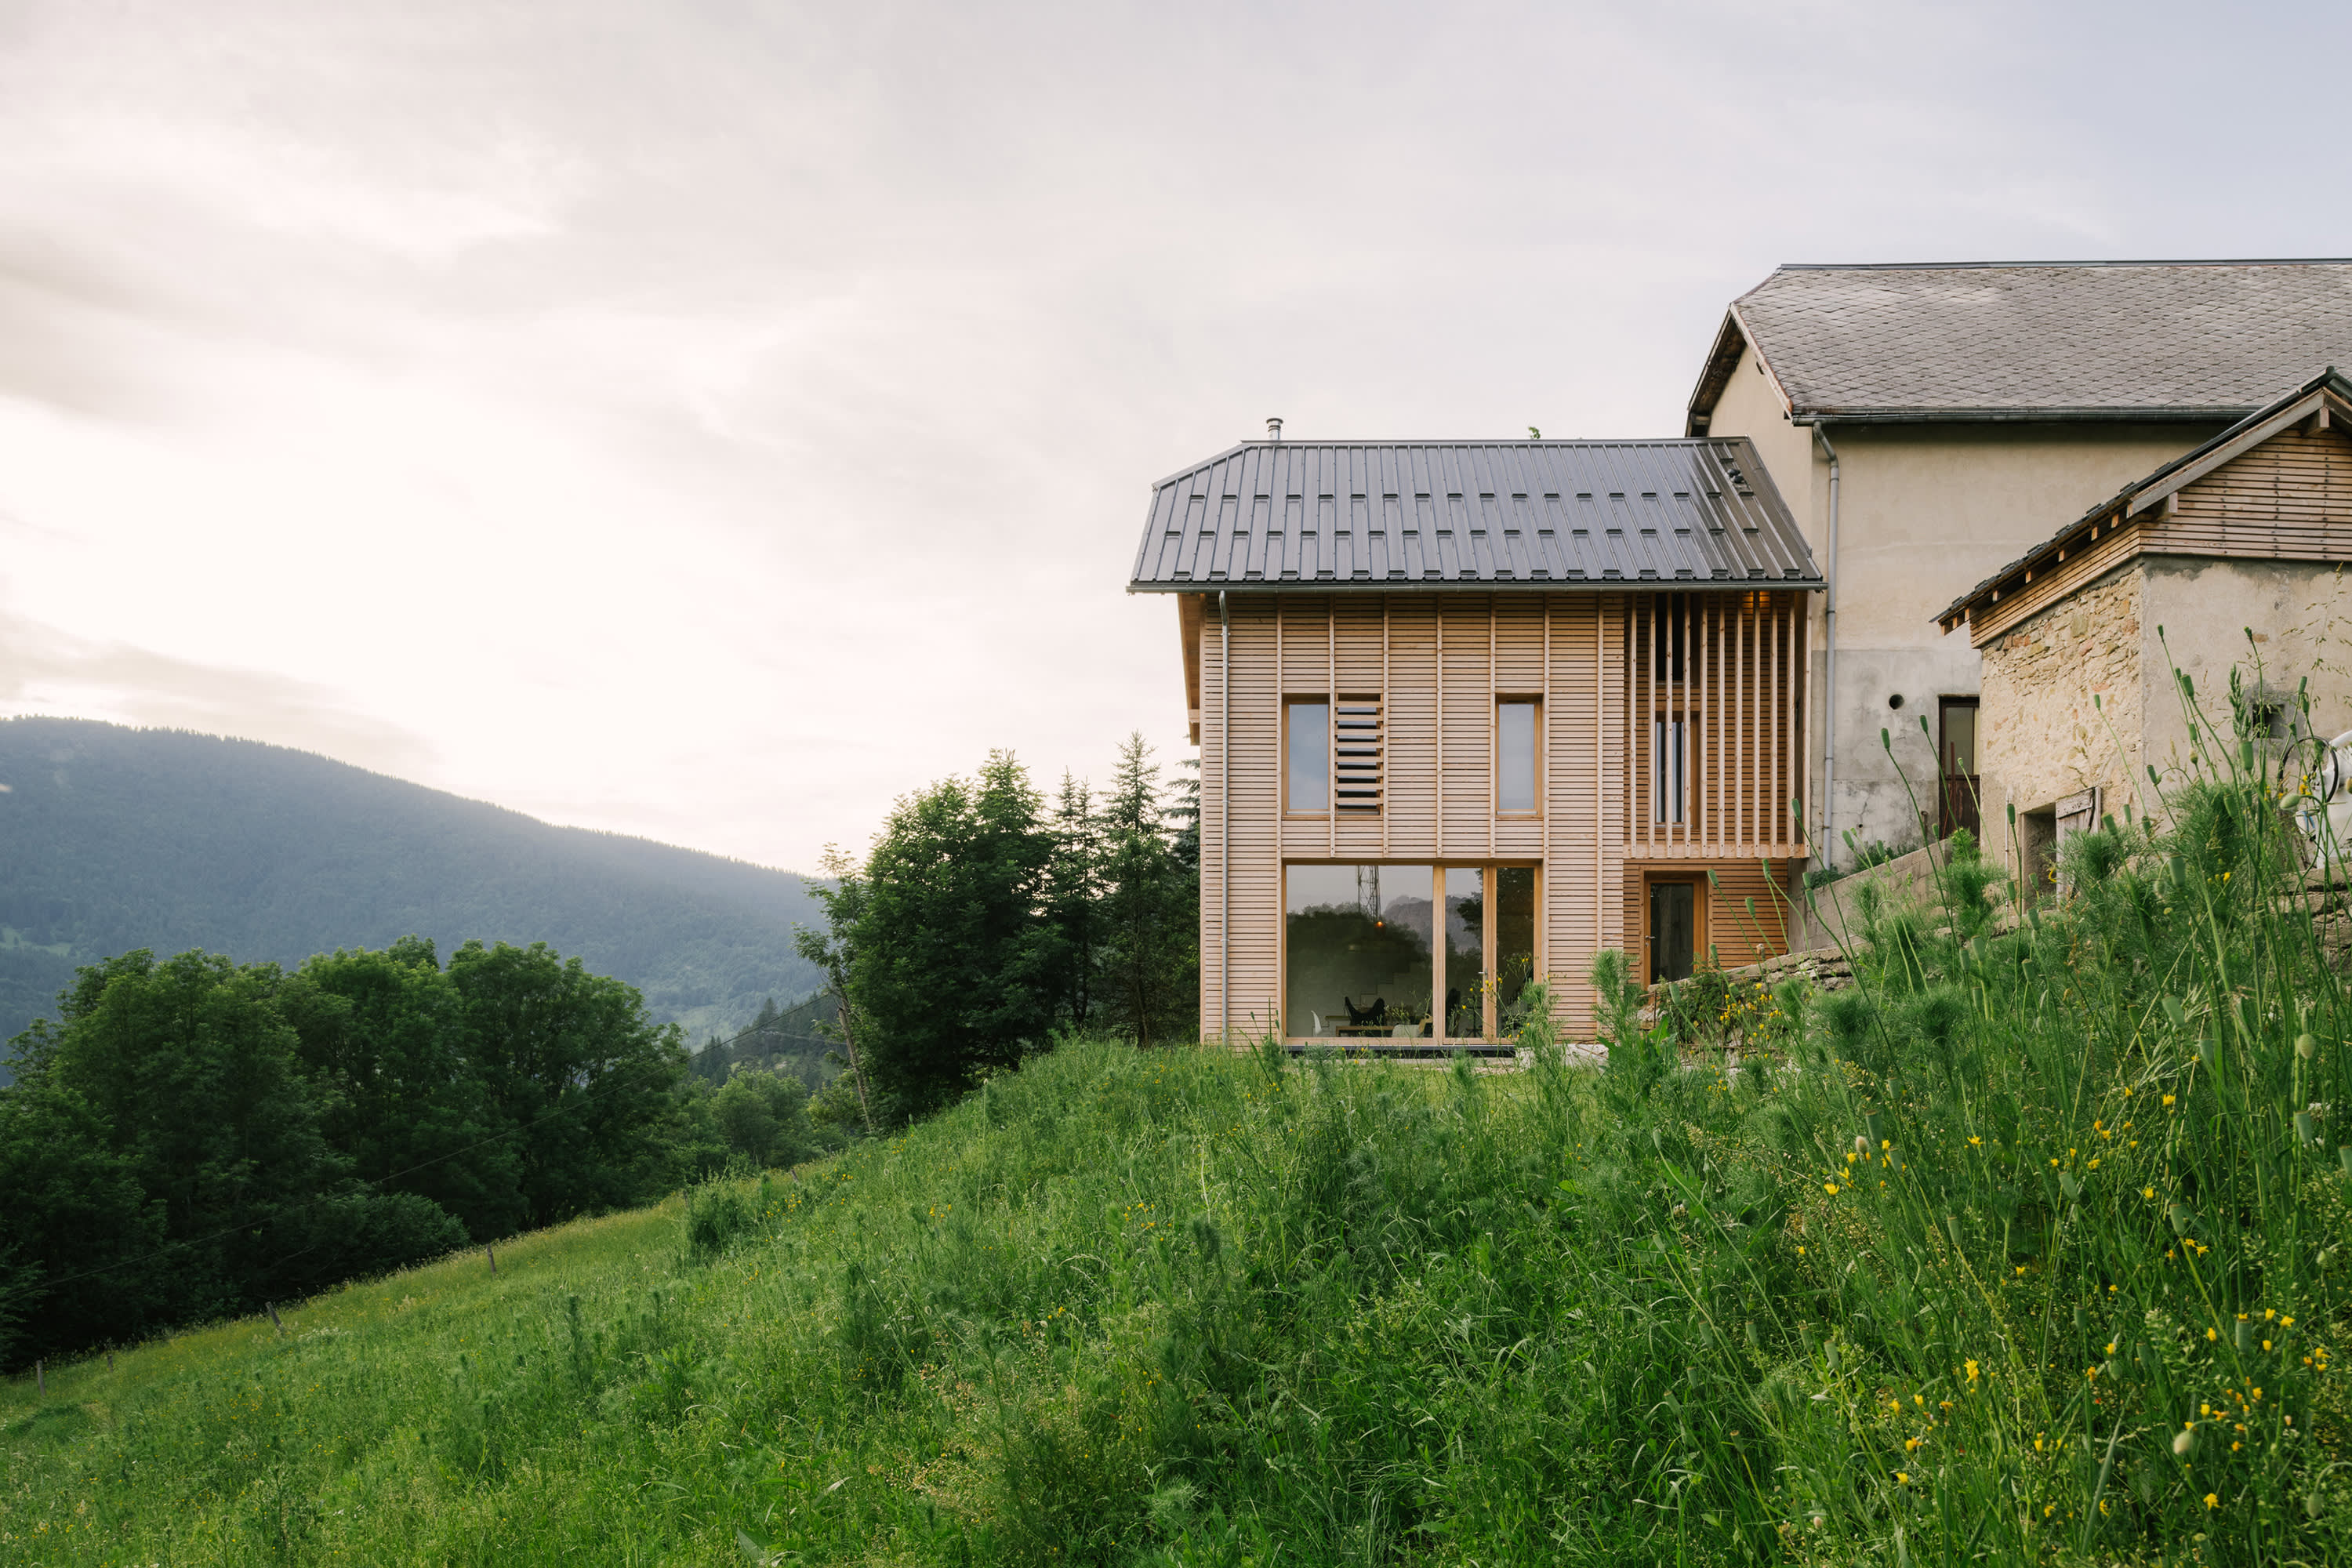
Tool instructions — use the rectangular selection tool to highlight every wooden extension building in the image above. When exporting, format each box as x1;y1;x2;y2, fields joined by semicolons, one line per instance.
1131;437;1824;1045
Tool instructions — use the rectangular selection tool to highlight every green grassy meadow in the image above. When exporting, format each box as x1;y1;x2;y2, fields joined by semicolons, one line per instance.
8;773;2352;1565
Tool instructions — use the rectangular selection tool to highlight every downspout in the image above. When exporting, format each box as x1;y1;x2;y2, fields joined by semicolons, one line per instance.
1813;423;1840;873
1218;589;1231;1045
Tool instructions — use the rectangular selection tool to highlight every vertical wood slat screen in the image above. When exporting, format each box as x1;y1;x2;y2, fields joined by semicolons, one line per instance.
1623;590;1799;854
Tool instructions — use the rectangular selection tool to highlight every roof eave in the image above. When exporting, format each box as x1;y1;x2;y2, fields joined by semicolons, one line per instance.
1682;309;1751;436
1129;575;1827;594
1789;405;2256;427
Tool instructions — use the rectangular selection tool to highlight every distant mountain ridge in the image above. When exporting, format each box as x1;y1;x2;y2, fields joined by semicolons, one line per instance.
0;718;826;1058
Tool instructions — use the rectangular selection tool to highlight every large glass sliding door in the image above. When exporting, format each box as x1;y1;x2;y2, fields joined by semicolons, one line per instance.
1287;863;1538;1046
1283;865;1436;1039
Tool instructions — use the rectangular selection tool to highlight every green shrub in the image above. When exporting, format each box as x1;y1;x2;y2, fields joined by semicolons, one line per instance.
681;1174;755;1263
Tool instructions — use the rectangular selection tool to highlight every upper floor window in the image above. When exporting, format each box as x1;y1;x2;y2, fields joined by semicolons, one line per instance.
1290;695;1384;815
1653;715;1690;824
1497;699;1539;813
1286;699;1328;814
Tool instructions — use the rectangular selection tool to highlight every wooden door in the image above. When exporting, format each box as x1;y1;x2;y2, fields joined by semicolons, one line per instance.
1940;698;1980;840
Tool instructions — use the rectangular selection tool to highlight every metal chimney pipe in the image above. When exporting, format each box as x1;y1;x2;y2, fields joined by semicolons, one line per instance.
1266;416;1283;441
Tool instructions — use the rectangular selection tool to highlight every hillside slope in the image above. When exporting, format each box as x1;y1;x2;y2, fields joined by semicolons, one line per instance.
0;717;824;1051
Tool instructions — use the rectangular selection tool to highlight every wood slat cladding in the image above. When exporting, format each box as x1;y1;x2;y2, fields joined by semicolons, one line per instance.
1619;592;1806;858
1968;521;2145;645
1945;378;2352;646
1196;589;1807;1042
1963;424;2352;649
1384;600;1439;856
2164;426;2352;557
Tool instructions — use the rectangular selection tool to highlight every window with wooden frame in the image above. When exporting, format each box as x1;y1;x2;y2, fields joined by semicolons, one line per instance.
1496;698;1540;815
1651;713;1692;824
1289;695;1382;816
1284;699;1329;815
1283;862;1537;1047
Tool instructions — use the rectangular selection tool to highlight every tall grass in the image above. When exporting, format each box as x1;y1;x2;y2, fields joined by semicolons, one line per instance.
3;707;2349;1564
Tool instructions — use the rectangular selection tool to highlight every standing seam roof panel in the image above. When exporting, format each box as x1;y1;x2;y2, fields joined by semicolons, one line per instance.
1131;439;1817;592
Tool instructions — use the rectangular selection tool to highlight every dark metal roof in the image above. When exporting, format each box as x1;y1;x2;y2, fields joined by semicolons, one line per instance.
1686;260;2352;431
1935;367;2352;631
1129;438;1820;593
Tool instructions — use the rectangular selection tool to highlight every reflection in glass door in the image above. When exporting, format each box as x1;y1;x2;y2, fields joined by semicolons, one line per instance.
1649;880;1697;984
1443;868;1485;1040
1283;864;1435;1039
1940;698;1980;840
1494;867;1537;1031
1281;863;1541;1047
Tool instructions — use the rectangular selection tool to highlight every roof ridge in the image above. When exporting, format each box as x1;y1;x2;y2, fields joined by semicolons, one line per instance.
1150;437;1734;491
1773;258;2352;271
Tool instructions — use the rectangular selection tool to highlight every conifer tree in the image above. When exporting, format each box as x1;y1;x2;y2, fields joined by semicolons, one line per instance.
1097;734;1197;1047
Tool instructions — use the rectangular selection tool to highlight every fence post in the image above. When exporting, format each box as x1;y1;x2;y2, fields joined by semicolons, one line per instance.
267;1301;285;1337
34;1359;42;1396
488;1244;498;1276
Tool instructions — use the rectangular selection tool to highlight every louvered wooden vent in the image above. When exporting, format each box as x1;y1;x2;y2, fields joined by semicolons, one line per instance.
1334;699;1383;813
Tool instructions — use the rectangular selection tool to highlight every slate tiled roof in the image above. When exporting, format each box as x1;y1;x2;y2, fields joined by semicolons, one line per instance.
1128;439;1820;592
1687;260;2352;429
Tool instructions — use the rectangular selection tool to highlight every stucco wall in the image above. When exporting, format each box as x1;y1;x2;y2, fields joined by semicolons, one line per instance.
1704;343;2218;867
2140;557;2352;782
1706;339;1817;528
1977;562;2148;849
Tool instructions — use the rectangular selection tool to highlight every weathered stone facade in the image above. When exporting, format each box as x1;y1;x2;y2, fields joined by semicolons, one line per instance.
1977;561;2147;842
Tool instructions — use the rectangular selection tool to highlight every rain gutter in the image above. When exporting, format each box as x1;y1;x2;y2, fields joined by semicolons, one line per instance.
1814;423;1839;873
1218;589;1230;1046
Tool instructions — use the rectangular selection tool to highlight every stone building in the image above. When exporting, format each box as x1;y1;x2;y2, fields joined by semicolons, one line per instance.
1690;261;2352;870
1935;368;2352;888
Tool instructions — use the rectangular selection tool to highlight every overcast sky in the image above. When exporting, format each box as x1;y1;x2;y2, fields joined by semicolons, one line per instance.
2;0;2347;872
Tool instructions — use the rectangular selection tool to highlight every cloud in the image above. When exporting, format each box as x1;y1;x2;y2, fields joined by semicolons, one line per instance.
0;604;437;780
0;0;2343;870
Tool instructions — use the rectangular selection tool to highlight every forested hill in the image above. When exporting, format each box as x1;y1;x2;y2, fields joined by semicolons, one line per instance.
0;717;826;1054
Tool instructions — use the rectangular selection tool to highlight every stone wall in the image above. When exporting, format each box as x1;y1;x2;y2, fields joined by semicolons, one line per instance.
1978;561;2148;855
2138;557;2352;782
1788;837;1949;952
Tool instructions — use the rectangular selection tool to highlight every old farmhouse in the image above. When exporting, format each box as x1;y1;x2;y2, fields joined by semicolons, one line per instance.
1691;260;2352;864
1937;368;2352;887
